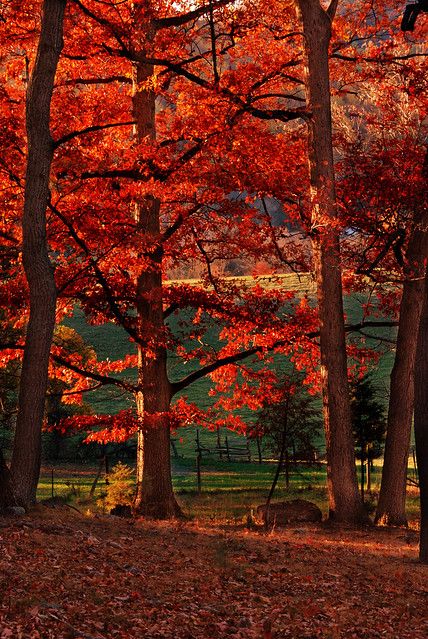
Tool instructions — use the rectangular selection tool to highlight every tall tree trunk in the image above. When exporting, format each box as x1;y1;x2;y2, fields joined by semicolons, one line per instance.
11;0;66;508
131;57;181;518
414;269;428;563
134;350;181;517
376;154;428;526
296;0;364;522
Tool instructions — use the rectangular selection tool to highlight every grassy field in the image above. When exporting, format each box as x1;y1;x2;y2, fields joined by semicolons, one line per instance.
62;272;397;458
37;457;420;525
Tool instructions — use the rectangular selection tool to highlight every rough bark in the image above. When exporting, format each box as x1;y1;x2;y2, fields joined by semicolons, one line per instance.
376;152;428;526
131;58;181;518
11;0;66;507
296;0;364;522
414;269;428;563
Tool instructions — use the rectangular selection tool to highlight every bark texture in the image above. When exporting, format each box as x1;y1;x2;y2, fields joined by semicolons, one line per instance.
414;270;428;563
11;0;66;507
376;160;428;526
132;58;181;518
296;0;364;522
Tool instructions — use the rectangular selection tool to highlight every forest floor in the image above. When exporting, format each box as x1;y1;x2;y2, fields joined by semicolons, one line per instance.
0;506;427;639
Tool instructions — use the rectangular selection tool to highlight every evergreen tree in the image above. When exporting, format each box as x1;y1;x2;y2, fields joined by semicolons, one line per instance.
254;375;322;488
350;374;387;499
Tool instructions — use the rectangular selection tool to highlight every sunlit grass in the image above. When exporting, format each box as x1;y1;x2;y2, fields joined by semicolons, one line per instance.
37;459;420;525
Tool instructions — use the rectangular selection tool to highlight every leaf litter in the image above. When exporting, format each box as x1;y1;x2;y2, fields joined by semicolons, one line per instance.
0;508;427;638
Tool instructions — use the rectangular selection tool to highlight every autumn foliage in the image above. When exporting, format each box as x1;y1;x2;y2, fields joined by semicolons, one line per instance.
1;1;428;525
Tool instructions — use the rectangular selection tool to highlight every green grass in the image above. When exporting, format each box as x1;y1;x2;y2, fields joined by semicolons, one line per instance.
37;459;420;524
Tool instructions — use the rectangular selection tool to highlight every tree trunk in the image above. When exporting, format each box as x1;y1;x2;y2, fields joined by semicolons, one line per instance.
11;0;66;508
296;0;364;523
414;269;428;563
0;449;16;512
131;57;181;518
133;330;181;517
376;155;428;526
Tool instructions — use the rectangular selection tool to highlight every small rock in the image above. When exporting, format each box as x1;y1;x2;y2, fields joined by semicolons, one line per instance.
256;499;322;526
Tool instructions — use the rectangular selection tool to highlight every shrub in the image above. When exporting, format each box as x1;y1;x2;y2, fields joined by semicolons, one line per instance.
103;462;134;511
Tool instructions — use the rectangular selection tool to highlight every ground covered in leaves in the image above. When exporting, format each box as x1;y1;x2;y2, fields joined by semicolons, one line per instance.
1;507;427;638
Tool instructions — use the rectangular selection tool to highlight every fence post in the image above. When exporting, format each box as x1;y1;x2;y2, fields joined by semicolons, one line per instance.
257;436;262;464
195;429;202;493
225;436;231;462
216;426;223;460
196;452;202;494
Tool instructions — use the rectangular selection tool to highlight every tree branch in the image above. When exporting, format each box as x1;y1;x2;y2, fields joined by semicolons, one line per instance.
170;319;399;395
154;0;232;29
49;202;142;345
54;121;135;148
59;75;131;86
53;353;136;392
326;0;339;20
0;343;136;392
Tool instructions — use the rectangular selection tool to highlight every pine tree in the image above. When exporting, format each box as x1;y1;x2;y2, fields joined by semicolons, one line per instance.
350;374;387;500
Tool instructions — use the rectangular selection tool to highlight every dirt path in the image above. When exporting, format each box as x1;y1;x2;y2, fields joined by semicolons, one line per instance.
0;509;427;638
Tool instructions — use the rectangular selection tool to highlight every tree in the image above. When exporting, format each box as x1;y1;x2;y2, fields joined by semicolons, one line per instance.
414;269;428;563
295;0;365;522
40;0;315;519
2;0;425;523
5;0;67;508
328;9;428;525
254;374;321;488
375;146;428;525
350;374;387;499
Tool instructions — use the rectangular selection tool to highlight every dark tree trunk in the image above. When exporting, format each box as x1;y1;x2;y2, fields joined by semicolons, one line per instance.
414;269;428;563
0;449;16;512
376;154;428;526
131;57;181;518
11;0;66;508
296;0;364;523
